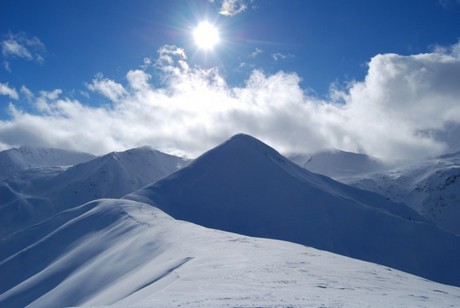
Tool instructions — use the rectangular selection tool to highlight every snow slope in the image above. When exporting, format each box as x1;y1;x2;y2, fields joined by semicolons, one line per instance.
0;146;188;237
344;151;460;235
1;198;459;308
0;183;55;237
0;146;95;180
289;150;388;179
32;146;189;211
126;134;460;287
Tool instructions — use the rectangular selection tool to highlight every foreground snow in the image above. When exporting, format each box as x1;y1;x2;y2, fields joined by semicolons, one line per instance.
1;199;459;308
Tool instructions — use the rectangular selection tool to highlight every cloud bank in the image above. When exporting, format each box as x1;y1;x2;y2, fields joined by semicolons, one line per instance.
1;42;460;163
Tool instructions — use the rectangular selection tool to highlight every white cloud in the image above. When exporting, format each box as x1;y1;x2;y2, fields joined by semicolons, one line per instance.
1;32;46;68
1;42;460;163
35;89;63;112
215;0;249;16
272;52;295;61
250;48;263;58
87;74;128;102
0;83;18;100
339;47;460;160
2;39;33;60
20;86;34;101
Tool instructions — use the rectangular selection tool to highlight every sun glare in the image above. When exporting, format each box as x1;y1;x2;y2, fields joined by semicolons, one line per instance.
193;21;220;50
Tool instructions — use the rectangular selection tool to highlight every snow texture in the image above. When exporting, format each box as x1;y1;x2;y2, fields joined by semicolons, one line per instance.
1;199;459;308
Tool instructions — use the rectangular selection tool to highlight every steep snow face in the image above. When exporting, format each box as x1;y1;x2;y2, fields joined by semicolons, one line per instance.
1;199;459;308
289;150;389;179
0;146;189;238
0;146;95;180
126;134;460;287
344;152;460;235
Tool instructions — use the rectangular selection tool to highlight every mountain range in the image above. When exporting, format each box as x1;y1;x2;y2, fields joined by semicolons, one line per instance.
0;146;188;237
1;135;460;307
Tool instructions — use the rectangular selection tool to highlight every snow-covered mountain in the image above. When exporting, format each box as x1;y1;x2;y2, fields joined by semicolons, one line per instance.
1;198;459;308
0;146;95;180
126;134;460;287
289;149;388;179
0;146;189;237
32;146;189;211
343;151;460;235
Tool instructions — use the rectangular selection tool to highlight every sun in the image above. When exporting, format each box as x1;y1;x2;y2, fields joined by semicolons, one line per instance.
193;21;220;50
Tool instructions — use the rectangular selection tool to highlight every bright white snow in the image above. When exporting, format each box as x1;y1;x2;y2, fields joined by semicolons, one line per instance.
1;199;459;308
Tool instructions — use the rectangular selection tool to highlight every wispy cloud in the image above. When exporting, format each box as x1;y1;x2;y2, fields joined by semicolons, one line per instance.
272;52;295;61
1;32;46;71
0;83;19;100
250;48;263;58
210;0;250;16
20;86;34;101
1;42;460;163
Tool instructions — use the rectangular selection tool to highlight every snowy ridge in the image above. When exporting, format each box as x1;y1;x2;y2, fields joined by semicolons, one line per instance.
0;146;95;180
344;151;460;234
0;146;188;237
33;146;189;211
126;134;460;287
1;199;459;307
289;149;388;179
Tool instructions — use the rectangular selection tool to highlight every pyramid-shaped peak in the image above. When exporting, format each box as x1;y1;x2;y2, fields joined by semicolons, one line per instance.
225;133;270;147
211;133;284;159
227;133;259;142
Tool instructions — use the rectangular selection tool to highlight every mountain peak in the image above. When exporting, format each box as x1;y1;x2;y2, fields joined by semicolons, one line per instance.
227;133;259;143
196;133;288;167
126;134;460;286
225;133;276;150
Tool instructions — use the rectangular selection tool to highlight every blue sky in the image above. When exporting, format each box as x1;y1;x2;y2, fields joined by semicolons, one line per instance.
1;0;460;162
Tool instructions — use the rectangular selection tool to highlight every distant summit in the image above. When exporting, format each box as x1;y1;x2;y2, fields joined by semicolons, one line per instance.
35;146;189;211
0;146;95;180
289;149;388;179
0;146;189;237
